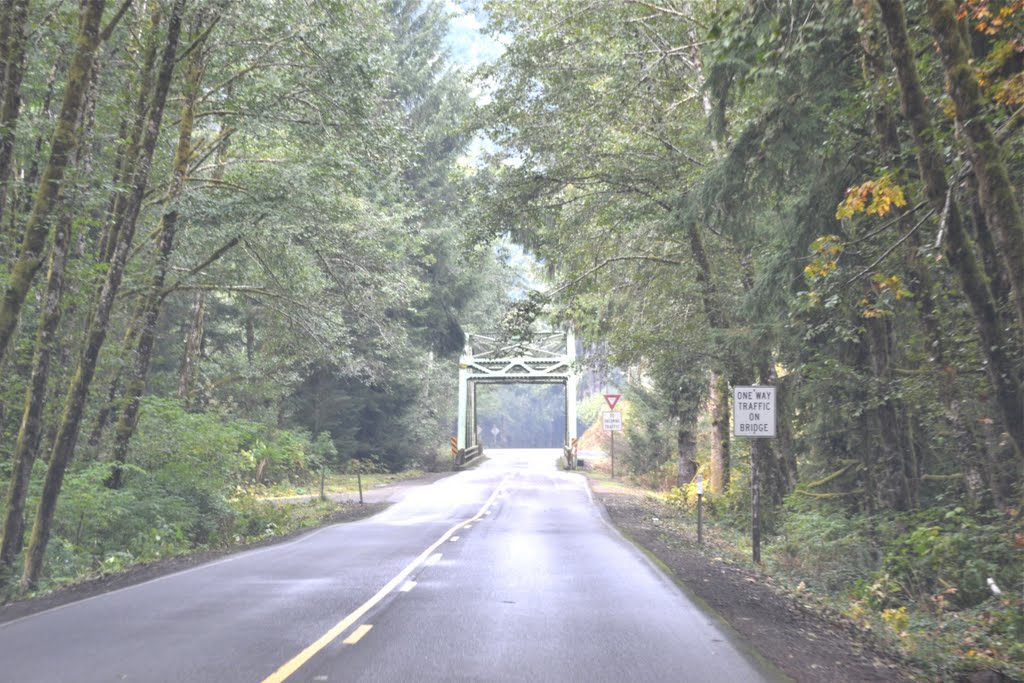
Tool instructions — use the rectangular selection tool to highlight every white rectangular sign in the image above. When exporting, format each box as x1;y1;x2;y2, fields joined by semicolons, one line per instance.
602;410;622;432
733;386;776;438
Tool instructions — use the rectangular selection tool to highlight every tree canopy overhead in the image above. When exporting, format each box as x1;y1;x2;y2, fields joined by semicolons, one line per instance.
0;0;516;589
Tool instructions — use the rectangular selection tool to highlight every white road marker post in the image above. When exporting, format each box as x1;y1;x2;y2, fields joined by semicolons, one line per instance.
696;474;704;546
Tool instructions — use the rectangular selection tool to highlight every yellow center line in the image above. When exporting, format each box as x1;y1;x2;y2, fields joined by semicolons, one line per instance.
260;480;508;683
342;624;373;645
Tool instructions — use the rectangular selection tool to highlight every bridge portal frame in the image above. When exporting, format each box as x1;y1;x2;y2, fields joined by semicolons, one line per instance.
457;331;578;452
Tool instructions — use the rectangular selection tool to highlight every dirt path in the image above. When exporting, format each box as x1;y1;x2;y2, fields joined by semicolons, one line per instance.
592;479;921;683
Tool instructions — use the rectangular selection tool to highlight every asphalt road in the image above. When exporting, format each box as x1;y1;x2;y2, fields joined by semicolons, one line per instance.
0;449;785;682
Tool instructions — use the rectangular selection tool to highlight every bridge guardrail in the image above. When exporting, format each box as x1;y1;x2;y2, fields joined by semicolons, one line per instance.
453;443;483;470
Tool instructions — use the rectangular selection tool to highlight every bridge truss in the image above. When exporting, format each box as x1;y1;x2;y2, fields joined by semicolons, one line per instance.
456;331;578;455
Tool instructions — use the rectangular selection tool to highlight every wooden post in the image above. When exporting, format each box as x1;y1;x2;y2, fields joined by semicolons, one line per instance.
357;471;363;505
751;440;762;564
610;430;615;478
320;463;326;501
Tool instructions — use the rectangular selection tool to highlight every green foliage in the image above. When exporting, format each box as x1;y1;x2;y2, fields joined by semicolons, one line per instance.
768;498;880;592
576;393;606;430
48;463;195;576
27;396;340;581
622;388;675;476
879;507;1019;609
769;498;1020;611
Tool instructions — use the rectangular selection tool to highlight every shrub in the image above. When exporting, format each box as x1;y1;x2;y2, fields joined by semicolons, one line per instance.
881;507;1018;609
767;497;880;592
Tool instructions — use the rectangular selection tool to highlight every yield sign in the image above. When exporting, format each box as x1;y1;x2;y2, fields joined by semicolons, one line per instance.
604;393;621;410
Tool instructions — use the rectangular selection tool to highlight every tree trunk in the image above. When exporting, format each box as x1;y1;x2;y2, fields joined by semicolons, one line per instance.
0;207;73;570
0;0;29;229
0;0;11;108
756;358;795;504
86;320;139;447
877;0;1024;458
18;62;58;220
109;38;203;488
864;315;918;511
245;315;255;366
177;290;206;406
676;427;697;487
102;8;165;266
175;112;230;408
858;21;998;509
925;0;1024;330
708;371;730;493
968;188;1012;312
21;0;186;590
0;0;107;368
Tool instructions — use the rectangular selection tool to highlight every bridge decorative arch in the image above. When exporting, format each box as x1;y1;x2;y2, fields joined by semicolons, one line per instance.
457;331;578;457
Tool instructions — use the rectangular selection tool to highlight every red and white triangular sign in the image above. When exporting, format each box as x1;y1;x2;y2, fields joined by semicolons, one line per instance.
604;394;621;410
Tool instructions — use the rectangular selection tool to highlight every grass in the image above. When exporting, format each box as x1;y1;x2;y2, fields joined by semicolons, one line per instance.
254;468;432;500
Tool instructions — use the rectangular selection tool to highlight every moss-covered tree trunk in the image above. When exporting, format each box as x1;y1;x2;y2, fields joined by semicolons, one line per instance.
708;372;730;493
0;31;108;569
99;8;163;266
86;319;140;447
857;11;997;509
676;426;697;487
177;290;206;406
863;315;918;510
21;0;186;590
877;0;1023;458
0;0;29;229
925;0;1024;331
108;38;204;488
0;207;74;570
0;0;106;367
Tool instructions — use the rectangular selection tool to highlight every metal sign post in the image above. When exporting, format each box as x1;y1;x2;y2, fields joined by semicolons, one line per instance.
603;410;622;478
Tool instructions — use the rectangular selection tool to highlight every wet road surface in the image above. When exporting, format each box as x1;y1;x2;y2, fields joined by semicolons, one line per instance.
0;449;786;682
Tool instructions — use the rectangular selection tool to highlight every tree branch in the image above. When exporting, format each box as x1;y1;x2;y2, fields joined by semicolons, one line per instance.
844;207;935;286
549;255;683;298
157;235;242;301
100;0;133;42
